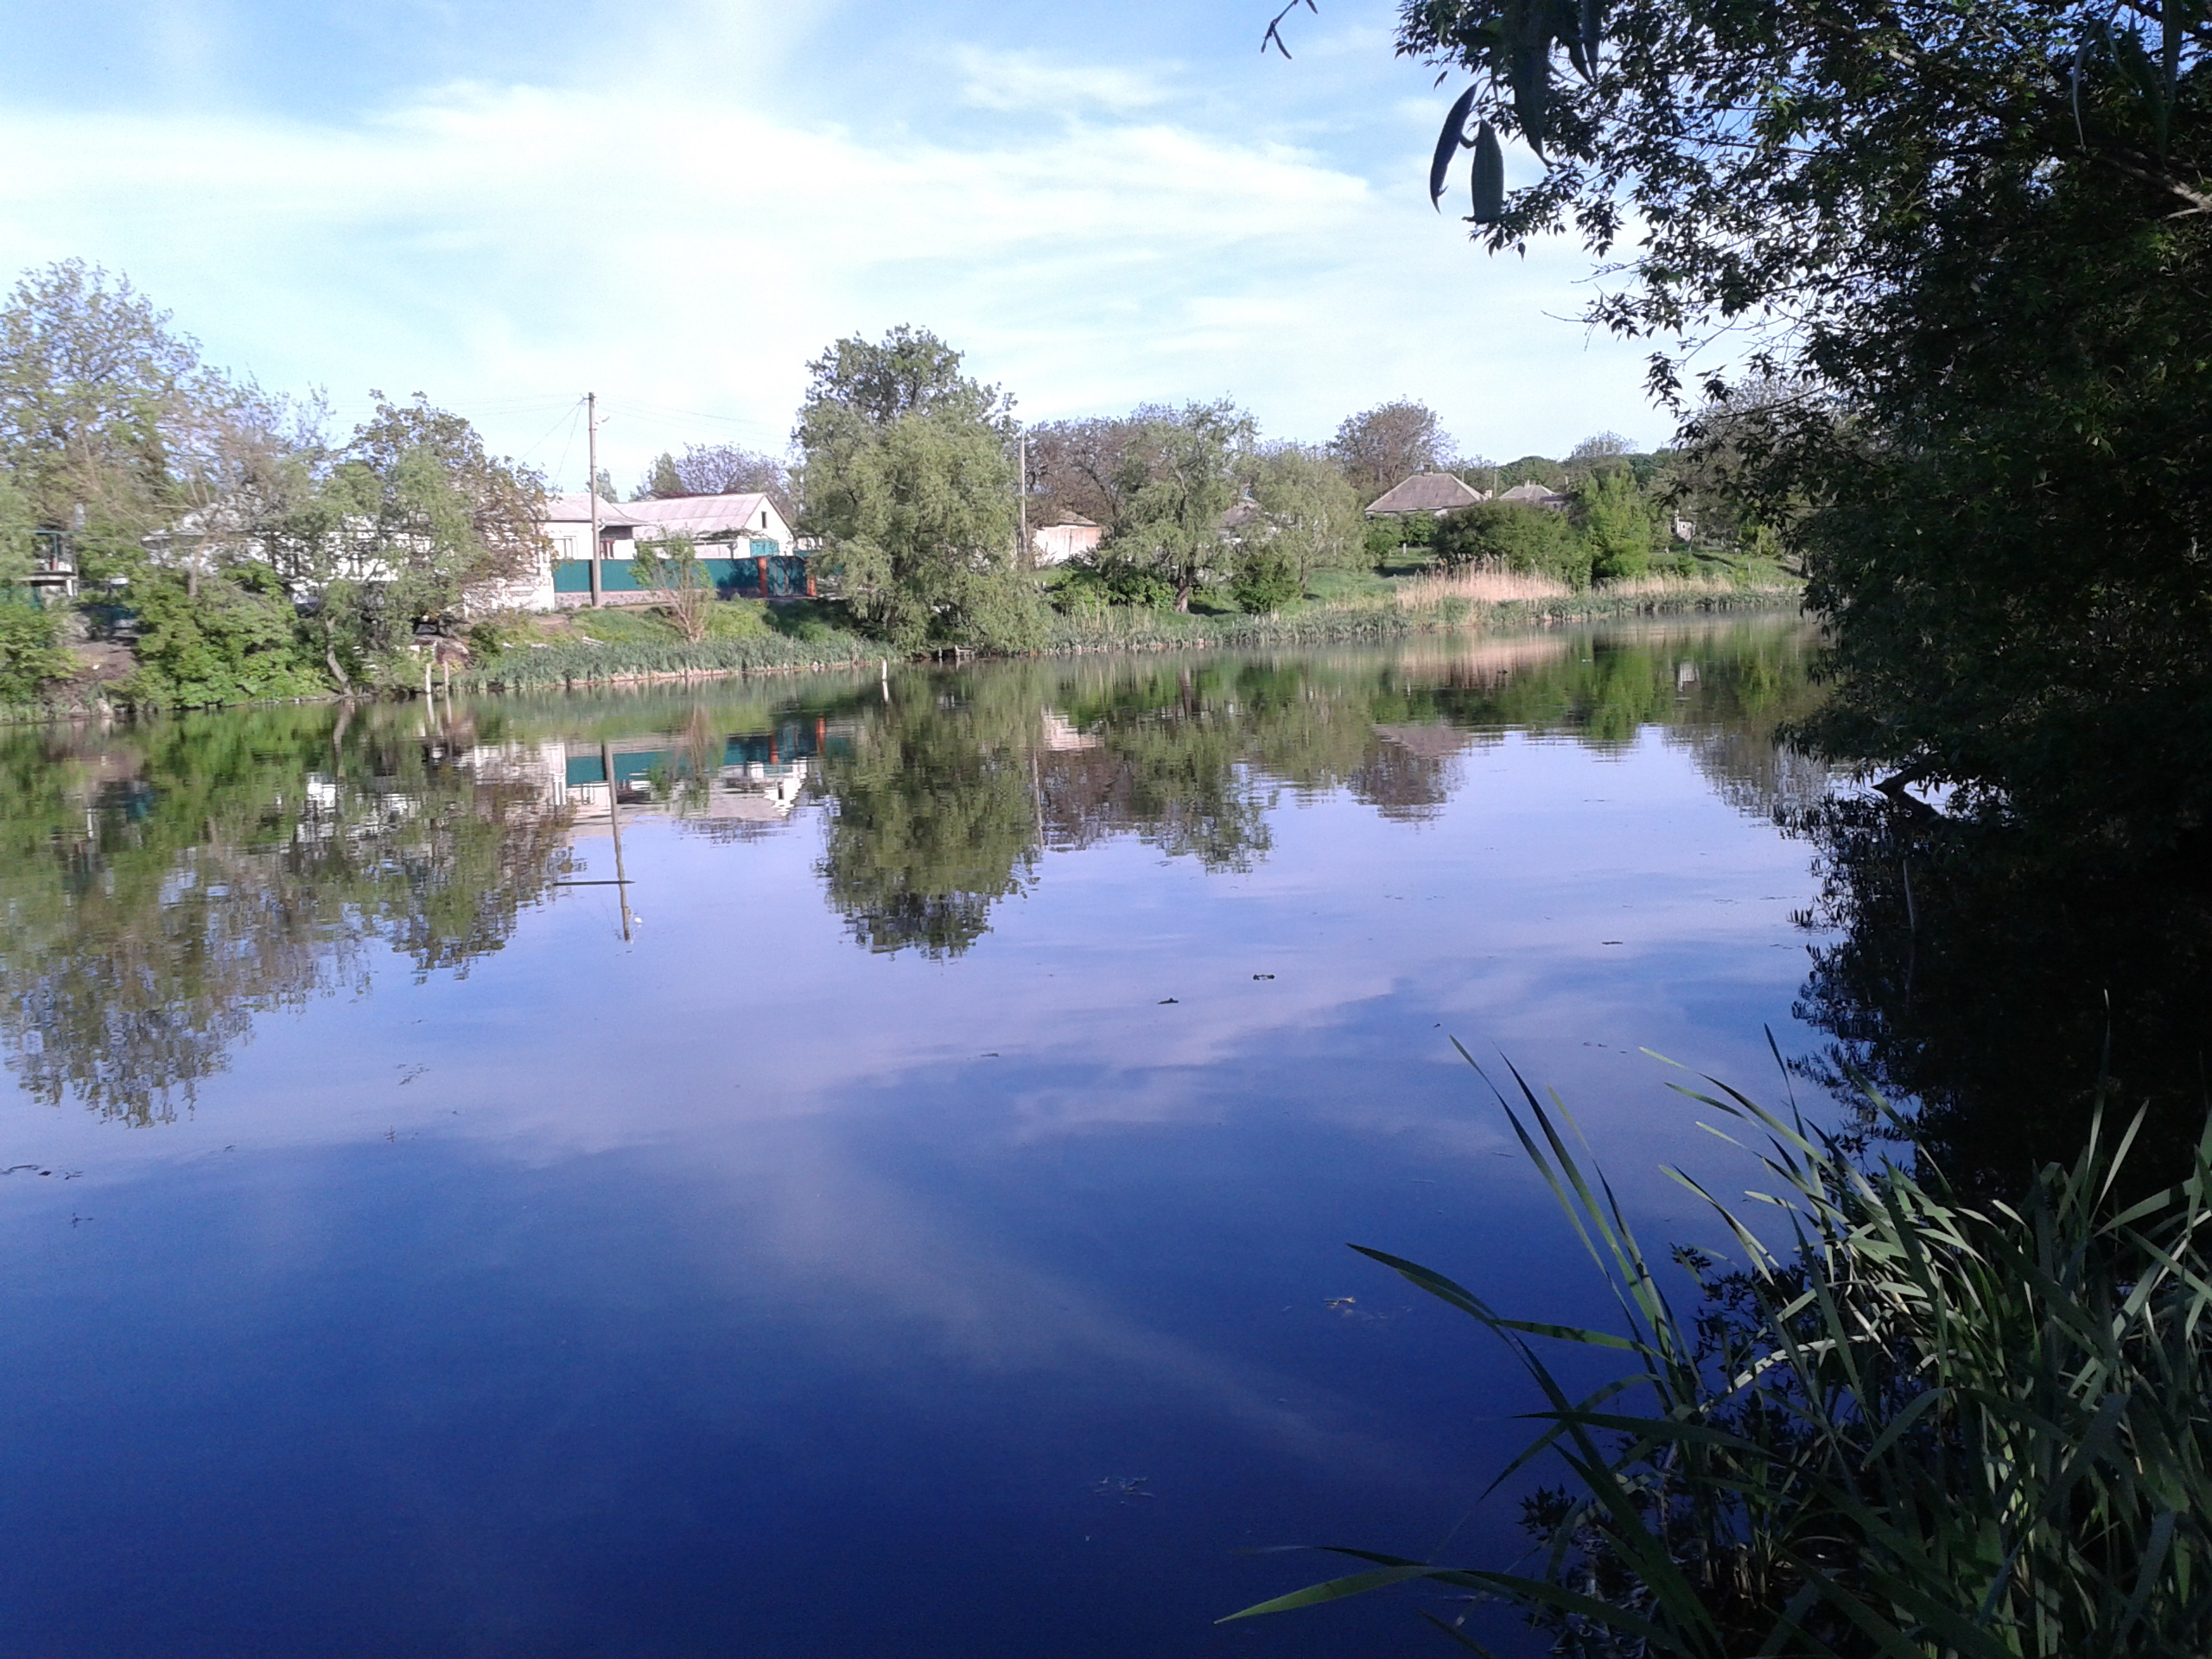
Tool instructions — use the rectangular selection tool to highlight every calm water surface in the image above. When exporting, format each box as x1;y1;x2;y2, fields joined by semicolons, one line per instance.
1;618;1839;1657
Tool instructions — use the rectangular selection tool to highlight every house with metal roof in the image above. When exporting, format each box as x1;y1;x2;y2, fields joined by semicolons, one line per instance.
522;491;807;610
1363;472;1488;518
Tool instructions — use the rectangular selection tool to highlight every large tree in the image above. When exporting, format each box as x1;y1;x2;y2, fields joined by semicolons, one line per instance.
1328;399;1452;500
1243;442;1364;592
327;393;546;638
1108;401;1256;612
797;327;1039;653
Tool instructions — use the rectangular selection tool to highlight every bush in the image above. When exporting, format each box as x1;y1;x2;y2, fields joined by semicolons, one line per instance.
1363;518;1403;562
0;599;73;702
1055;555;1179;613
121;566;326;707
1228;549;1302;614
1432;502;1592;586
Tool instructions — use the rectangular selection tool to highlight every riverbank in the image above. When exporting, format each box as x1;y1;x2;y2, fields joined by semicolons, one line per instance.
0;573;1802;714
461;572;1800;693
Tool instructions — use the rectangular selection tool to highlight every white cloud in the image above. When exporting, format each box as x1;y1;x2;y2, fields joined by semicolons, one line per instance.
950;46;1170;115
0;47;1675;484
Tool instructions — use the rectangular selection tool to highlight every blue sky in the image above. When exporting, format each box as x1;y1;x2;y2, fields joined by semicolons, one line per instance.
1;0;1676;488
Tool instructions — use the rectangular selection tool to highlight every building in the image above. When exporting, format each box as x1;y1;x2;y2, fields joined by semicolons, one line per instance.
526;492;809;610
1363;472;1488;518
1031;518;1103;567
1496;481;1570;510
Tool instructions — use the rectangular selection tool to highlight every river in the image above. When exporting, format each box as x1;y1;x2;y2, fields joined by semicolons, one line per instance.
3;615;1849;1656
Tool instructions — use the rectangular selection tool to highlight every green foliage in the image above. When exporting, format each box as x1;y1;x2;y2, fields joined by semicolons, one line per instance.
1497;455;1567;491
1575;467;1657;581
1435;500;1593;585
1107;401;1256;612
798;327;1041;655
1363;518;1406;561
1397;509;1439;549
1054;554;1179;613
0;600;72;702
1245;443;1364;586
1228;547;1302;613
1230;1061;2212;1656
120;565;322;707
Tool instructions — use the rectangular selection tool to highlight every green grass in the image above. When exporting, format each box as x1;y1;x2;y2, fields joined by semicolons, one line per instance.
1226;1054;2212;1656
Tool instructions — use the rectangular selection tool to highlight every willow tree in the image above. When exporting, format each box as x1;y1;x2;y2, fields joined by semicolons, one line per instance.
797;327;1043;654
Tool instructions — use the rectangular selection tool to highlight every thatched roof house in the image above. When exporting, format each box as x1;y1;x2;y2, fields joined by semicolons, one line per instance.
1363;472;1486;518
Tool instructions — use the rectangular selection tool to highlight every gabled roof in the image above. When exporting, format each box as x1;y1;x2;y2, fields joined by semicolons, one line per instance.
1364;472;1484;516
1497;481;1567;505
623;493;783;537
543;492;645;527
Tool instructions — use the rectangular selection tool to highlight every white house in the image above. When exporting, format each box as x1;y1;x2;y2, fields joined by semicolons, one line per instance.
520;492;804;609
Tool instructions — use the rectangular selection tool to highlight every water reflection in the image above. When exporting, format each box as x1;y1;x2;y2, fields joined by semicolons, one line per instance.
1789;798;2212;1194
0;705;575;1124
0;618;1821;1121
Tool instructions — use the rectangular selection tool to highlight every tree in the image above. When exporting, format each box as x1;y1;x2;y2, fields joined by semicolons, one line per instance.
1244;442;1364;591
1328;400;1452;500
796;324;1009;442
1023;413;1162;533
327;393;547;644
1358;0;2212;843
0;259;317;588
631;531;717;643
1573;467;1655;581
1109;402;1256;611
798;329;1039;654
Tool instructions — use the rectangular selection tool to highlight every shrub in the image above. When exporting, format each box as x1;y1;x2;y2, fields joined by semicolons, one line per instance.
0;599;73;702
1433;501;1592;587
1229;549;1303;613
121;566;325;707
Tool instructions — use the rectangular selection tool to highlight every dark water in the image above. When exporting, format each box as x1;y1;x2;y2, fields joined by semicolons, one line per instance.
1;618;1857;1656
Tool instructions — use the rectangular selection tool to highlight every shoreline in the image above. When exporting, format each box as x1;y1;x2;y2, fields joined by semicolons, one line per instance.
2;582;1802;720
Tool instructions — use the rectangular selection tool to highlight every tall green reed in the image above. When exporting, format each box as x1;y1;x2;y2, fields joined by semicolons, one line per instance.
1224;1049;2212;1656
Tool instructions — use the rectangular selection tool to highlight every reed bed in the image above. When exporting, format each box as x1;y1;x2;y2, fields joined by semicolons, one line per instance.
1392;569;1577;607
1228;1058;2212;1656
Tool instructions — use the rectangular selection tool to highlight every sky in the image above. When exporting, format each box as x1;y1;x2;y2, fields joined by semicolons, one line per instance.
0;0;1678;491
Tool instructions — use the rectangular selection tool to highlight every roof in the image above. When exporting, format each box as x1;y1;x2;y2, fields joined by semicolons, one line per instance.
1364;472;1484;516
542;493;645;527
1497;481;1568;505
622;493;782;537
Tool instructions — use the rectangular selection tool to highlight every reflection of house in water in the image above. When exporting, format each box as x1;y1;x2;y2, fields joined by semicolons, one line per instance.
512;719;855;836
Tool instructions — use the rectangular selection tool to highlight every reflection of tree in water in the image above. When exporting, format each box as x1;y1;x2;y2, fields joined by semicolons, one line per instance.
813;620;1821;957
0;706;574;1124
817;682;1041;957
1789;798;2212;1198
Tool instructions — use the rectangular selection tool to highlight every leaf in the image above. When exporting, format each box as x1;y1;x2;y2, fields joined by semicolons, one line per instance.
1430;85;1484;209
1471;120;1506;224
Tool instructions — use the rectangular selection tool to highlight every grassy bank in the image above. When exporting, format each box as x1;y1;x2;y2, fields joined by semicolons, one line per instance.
3;571;1802;715
467;571;1802;691
1044;569;1802;654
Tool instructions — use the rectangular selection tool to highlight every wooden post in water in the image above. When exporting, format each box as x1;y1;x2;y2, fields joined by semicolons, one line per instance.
601;740;632;943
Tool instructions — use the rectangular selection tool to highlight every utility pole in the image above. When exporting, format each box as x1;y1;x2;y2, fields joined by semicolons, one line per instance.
587;391;603;607
1017;429;1030;569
